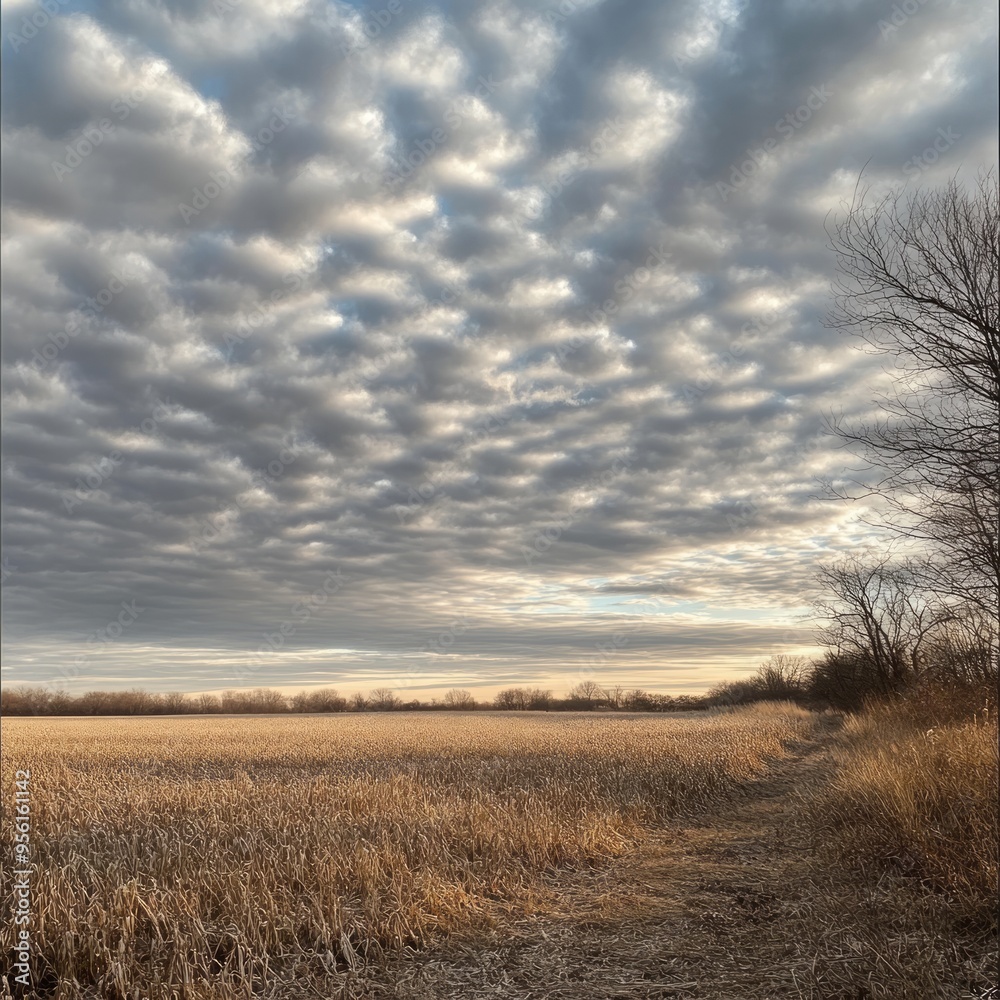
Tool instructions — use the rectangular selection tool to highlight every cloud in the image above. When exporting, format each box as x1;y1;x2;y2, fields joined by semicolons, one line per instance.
1;0;996;696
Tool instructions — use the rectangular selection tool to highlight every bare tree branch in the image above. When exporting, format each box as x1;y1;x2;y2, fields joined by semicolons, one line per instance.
825;169;999;617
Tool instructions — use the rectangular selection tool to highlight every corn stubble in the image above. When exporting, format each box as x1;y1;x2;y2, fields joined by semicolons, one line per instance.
0;708;812;999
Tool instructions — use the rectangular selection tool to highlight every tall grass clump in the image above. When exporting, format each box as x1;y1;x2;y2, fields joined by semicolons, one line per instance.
814;683;998;929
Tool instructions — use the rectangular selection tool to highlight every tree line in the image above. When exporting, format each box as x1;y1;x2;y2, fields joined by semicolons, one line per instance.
800;169;998;708
3;623;991;717
0;682;712;716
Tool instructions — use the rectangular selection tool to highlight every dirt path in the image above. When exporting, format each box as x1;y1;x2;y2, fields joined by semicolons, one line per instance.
345;724;852;1000
323;718;991;1000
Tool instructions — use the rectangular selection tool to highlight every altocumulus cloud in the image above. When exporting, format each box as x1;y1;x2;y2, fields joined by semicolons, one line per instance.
1;0;996;696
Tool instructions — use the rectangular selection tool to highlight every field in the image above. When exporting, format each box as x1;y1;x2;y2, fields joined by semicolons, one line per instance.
0;707;817;999
1;702;995;999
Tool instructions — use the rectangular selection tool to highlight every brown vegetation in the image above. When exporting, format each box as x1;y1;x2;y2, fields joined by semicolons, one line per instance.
813;686;998;929
0;706;815;999
384;695;996;1000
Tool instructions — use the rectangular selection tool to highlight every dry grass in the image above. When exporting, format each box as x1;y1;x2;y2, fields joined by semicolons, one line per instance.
0;707;814;999
811;689;998;937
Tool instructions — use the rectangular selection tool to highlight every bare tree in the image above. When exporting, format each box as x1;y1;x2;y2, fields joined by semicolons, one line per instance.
160;691;188;715
291;688;347;713
568;680;604;708
525;688;553;710
624;689;652;711
494;687;532;710
221;688;287;713
813;555;956;696
827;170;999;618
369;688;401;711
443;689;477;710
196;693;222;713
603;684;625;709
493;688;519;710
754;655;809;700
921;607;999;685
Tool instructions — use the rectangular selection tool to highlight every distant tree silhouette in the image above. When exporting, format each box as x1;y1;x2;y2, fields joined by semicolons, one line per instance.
443;689;477;710
369;688;401;711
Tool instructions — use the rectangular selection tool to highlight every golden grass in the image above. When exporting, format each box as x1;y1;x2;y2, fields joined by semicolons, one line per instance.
0;707;813;999
813;691;999;928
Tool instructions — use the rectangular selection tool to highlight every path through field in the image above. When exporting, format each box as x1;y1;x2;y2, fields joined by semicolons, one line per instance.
346;718;984;1000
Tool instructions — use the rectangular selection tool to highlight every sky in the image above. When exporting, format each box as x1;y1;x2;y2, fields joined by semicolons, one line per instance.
1;0;996;700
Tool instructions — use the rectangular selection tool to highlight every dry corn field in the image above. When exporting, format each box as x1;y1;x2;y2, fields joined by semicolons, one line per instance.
0;706;817;999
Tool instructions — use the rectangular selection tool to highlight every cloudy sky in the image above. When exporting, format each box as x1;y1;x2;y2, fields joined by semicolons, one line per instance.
1;0;996;699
